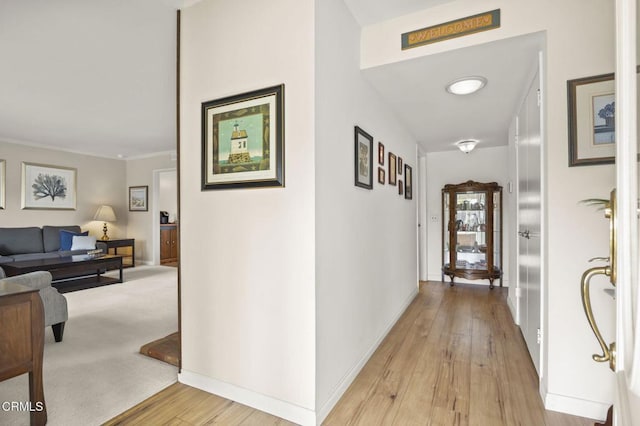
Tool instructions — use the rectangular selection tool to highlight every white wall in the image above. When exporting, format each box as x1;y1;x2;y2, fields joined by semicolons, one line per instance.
179;0;316;423
315;0;419;420
425;147;510;286
158;169;177;221
126;153;176;264
361;0;616;419
0;140;126;237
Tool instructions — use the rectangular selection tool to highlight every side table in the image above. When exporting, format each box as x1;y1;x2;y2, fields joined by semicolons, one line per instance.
102;238;135;268
0;281;47;425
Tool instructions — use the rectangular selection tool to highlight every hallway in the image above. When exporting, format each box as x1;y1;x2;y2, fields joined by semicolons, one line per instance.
324;281;595;425
107;281;597;425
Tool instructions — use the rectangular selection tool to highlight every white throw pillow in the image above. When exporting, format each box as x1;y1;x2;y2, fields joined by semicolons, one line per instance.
70;235;97;251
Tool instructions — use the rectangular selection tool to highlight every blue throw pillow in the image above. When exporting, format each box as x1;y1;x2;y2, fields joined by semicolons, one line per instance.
60;230;88;251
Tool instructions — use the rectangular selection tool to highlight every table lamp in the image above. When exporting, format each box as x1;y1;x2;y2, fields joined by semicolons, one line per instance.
93;205;117;240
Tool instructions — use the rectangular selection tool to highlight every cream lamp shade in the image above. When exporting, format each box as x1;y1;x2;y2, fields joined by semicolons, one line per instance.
94;205;116;240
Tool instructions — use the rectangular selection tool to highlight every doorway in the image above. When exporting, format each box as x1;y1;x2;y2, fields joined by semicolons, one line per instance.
153;168;178;266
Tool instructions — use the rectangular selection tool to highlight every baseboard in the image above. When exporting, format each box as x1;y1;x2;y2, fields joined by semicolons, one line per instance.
544;391;608;421
507;294;519;325
179;288;418;426
316;287;419;424
178;370;316;426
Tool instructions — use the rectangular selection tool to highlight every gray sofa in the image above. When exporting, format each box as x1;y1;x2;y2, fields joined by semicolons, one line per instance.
0;225;106;264
0;268;68;342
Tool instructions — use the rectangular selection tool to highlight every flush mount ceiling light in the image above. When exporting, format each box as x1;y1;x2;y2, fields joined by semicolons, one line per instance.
446;76;487;95
456;139;478;154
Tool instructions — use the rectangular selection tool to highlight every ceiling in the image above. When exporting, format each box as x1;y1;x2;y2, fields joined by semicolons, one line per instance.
0;0;540;158
342;0;455;26
362;33;544;152
0;0;181;159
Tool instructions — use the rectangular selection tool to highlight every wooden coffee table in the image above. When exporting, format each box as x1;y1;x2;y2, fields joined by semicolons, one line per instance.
2;254;124;293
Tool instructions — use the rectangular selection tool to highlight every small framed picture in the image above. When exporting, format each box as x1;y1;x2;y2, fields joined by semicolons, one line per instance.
398;157;403;174
21;162;77;210
398;179;403;195
129;186;149;211
378;167;385;184
378;142;385;165
388;152;397;185
404;164;413;200
354;126;373;189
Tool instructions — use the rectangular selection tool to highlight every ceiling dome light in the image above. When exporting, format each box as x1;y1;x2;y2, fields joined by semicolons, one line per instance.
456;139;478;154
446;76;487;95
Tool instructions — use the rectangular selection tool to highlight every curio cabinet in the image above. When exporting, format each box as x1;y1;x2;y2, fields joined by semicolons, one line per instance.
442;180;502;289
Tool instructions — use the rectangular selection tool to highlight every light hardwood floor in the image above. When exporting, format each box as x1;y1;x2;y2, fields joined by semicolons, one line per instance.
105;281;597;426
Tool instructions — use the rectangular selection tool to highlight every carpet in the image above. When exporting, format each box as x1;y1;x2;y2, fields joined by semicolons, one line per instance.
139;332;180;367
0;266;179;426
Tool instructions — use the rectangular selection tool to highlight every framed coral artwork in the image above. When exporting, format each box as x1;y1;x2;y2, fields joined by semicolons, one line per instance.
21;162;77;210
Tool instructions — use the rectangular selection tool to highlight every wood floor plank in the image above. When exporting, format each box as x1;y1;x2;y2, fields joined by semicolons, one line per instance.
106;282;597;426
392;284;471;426
239;409;297;425
104;383;194;425
323;287;438;425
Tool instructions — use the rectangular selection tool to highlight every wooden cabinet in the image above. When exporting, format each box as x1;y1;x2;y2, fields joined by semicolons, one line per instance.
442;180;502;289
0;281;47;425
160;225;178;265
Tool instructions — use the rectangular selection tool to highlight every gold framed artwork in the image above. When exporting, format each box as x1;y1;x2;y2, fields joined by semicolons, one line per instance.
388;152;397;186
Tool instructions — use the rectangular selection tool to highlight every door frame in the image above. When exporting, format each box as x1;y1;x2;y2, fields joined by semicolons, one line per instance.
614;0;639;423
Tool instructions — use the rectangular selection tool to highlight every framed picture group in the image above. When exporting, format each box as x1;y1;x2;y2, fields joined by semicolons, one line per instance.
353;125;413;200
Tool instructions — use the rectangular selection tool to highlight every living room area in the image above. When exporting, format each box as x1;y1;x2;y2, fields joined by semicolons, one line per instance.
0;263;179;425
0;1;182;421
0;141;181;426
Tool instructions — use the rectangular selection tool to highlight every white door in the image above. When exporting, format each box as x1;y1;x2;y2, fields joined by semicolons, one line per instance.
613;0;640;424
517;65;542;375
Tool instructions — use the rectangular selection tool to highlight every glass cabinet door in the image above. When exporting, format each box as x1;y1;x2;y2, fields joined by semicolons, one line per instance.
442;191;450;275
493;189;501;274
454;191;488;271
